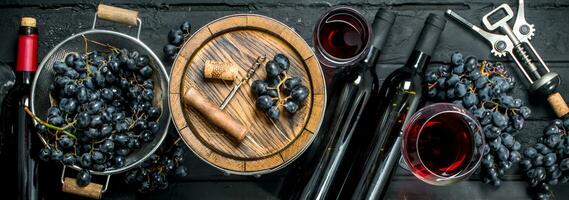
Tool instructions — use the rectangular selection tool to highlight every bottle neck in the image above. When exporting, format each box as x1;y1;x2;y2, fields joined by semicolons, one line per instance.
339;46;382;79
404;50;430;74
16;26;38;73
15;71;34;85
19;26;38;35
363;46;381;70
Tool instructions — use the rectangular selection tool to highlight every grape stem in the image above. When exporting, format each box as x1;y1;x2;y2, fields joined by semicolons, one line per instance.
271;72;291;109
61;120;77;129
164;137;183;156
24;107;77;139
81;35;120;53
81;35;92;77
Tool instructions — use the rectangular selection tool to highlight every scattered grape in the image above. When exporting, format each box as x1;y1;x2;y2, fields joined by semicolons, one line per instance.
122;138;188;193
163;21;193;61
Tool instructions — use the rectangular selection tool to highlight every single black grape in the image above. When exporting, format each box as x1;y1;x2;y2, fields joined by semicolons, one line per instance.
48;116;65;126
284;77;301;91
64;53;77;67
265;61;281;78
80;153;92;168
290;85;309;102
267;106;280;119
264;89;278;98
53;61;68;74
251;80;268;95
163;44;178;57
284;100;299;114
38;148;51;162
180;21;192;34
139;66;153;78
147;107;161;121
274;53;290;70
74;59;87;72
136;55;150;67
148;122;159;134
100;139;115;153
168;29;184;46
256;95;273;111
62;153;77;165
114;156;126;168
141;130;155;143
175;166;188;177
76;169;92;187
92;151;105;164
58;135;75;149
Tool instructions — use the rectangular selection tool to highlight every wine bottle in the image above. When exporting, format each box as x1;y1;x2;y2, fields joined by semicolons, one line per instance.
342;13;447;200
1;17;39;200
278;10;396;200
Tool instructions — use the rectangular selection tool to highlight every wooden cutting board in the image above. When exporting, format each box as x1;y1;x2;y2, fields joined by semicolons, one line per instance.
169;14;326;174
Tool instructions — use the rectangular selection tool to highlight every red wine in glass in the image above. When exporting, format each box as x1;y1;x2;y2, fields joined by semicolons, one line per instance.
402;103;484;185
314;7;371;68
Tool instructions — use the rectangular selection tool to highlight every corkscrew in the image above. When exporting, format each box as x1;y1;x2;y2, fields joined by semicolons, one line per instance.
446;0;569;118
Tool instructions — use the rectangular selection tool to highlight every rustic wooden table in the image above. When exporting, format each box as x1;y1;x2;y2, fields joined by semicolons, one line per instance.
1;0;569;199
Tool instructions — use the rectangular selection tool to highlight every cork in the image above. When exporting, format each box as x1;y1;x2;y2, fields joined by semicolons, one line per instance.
203;60;238;81
183;87;247;141
547;92;569;118
21;17;36;27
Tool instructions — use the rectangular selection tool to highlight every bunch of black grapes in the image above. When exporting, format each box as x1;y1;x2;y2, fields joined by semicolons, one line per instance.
521;119;569;200
34;42;162;187
424;52;531;187
123;138;188;193
163;21;192;61
251;54;309;119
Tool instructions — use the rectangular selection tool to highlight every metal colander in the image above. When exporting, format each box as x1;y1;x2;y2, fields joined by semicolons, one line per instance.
30;5;170;182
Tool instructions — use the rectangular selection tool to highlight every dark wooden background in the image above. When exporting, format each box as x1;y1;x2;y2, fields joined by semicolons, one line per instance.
1;0;569;199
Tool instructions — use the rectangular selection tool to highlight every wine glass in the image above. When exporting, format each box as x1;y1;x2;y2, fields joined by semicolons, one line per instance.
401;103;485;186
313;6;371;68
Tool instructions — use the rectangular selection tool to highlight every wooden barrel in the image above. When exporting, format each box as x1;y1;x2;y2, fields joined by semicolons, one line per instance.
169;14;326;175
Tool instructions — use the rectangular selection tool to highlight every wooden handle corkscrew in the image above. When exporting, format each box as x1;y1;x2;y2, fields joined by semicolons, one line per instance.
183;87;247;142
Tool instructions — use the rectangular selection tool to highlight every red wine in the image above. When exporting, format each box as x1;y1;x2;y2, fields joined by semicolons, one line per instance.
406;112;473;178
318;13;365;59
401;103;484;185
314;7;370;67
0;17;39;200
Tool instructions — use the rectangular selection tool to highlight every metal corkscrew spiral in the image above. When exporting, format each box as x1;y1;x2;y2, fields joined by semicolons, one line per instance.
447;0;569;118
514;44;540;78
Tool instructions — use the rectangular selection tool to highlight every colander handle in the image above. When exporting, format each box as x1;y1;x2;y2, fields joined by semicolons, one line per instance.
92;4;142;39
60;165;111;199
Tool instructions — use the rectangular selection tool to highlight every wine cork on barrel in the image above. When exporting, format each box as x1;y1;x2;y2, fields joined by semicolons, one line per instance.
183;87;247;141
203;60;238;81
547;92;569;118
